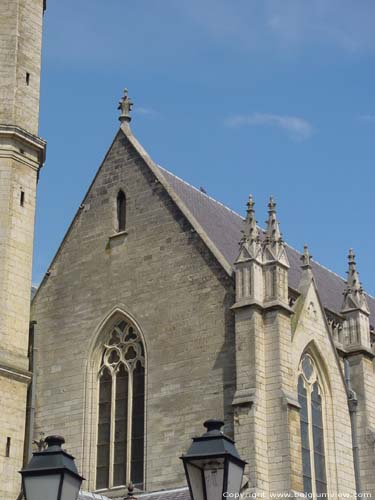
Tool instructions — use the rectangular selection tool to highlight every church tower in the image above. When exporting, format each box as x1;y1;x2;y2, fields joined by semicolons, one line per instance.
0;1;46;498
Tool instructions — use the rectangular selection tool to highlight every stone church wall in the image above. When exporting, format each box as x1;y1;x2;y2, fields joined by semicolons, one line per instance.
31;132;236;493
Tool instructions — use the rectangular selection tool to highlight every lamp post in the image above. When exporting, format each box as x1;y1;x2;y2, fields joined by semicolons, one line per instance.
180;420;246;500
20;435;84;500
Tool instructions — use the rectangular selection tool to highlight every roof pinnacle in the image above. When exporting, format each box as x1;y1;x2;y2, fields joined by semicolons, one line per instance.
118;88;133;123
346;249;362;293
301;245;312;269
342;248;369;314
244;194;259;243
265;195;282;244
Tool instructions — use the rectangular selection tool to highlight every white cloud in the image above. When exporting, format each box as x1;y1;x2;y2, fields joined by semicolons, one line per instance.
176;0;375;54
43;0;375;70
359;114;375;123
134;107;160;118
225;113;314;141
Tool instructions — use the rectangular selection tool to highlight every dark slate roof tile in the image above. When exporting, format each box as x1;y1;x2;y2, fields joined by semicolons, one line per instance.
158;166;375;327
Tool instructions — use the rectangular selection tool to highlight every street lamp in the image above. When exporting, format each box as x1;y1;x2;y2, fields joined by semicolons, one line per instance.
20;435;84;500
180;420;246;500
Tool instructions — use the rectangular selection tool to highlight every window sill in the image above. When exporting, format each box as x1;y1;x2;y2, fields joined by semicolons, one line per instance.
108;230;128;240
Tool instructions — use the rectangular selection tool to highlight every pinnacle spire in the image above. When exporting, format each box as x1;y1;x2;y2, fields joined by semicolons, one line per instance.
297;244;314;297
346;249;362;292
265;196;282;245
244;194;259;243
301;245;312;270
342;248;369;314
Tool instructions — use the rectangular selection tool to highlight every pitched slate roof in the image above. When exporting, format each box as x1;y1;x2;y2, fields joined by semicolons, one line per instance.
157;166;375;327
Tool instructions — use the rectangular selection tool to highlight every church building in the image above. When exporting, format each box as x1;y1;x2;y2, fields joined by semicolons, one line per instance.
1;2;375;500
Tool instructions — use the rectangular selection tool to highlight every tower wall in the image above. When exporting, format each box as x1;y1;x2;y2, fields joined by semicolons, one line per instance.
0;0;44;135
0;1;45;498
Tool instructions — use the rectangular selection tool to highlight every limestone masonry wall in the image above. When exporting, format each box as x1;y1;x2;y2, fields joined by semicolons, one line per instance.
31;132;236;494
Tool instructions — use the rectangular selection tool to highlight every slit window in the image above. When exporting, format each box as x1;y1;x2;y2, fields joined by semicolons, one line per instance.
26;72;30;85
117;190;126;232
20;190;25;207
6;437;11;457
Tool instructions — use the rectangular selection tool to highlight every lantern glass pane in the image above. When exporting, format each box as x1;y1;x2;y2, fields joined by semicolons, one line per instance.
60;473;82;500
24;474;61;500
186;463;205;500
204;466;224;500
226;460;244;496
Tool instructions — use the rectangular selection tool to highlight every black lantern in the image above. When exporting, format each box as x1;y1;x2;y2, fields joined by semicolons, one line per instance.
181;420;246;500
20;435;84;500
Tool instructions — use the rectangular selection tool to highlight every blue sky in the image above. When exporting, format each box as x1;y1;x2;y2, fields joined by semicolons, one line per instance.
34;0;375;295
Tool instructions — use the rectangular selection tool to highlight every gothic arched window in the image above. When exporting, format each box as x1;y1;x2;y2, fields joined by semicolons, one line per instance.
117;190;126;232
298;354;327;496
96;320;145;490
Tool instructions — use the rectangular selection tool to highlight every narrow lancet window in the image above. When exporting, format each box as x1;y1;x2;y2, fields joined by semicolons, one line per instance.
298;354;327;497
96;368;112;490
96;320;145;490
117;190;126;232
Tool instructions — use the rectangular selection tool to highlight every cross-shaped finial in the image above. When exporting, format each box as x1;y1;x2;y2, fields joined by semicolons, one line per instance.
118;88;133;123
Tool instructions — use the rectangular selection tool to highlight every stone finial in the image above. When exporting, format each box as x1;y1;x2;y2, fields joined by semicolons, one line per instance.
118;88;133;123
265;195;282;244
244;194;259;243
124;482;136;500
342;248;369;313
301;245;312;269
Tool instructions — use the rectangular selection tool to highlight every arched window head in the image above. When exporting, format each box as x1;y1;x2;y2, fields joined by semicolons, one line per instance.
298;354;327;496
96;319;145;490
117;190;126;232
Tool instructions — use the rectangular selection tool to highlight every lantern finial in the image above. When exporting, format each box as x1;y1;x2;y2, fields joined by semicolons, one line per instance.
45;435;65;448
203;419;224;435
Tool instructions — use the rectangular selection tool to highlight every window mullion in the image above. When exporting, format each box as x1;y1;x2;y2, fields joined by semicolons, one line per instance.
127;368;133;483
109;371;116;488
306;384;316;498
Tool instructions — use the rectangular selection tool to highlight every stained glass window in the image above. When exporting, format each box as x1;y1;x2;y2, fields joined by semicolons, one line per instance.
298;354;327;497
96;320;145;490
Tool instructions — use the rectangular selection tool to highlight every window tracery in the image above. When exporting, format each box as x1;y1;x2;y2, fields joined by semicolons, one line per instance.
96;320;145;490
298;354;327;496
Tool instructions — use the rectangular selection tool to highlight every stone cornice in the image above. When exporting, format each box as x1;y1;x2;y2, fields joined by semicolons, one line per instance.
232;388;256;407
0;124;46;167
231;298;264;311
263;299;294;316
345;347;375;360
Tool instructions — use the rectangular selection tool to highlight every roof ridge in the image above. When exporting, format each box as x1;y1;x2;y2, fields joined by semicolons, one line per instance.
156;164;243;219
